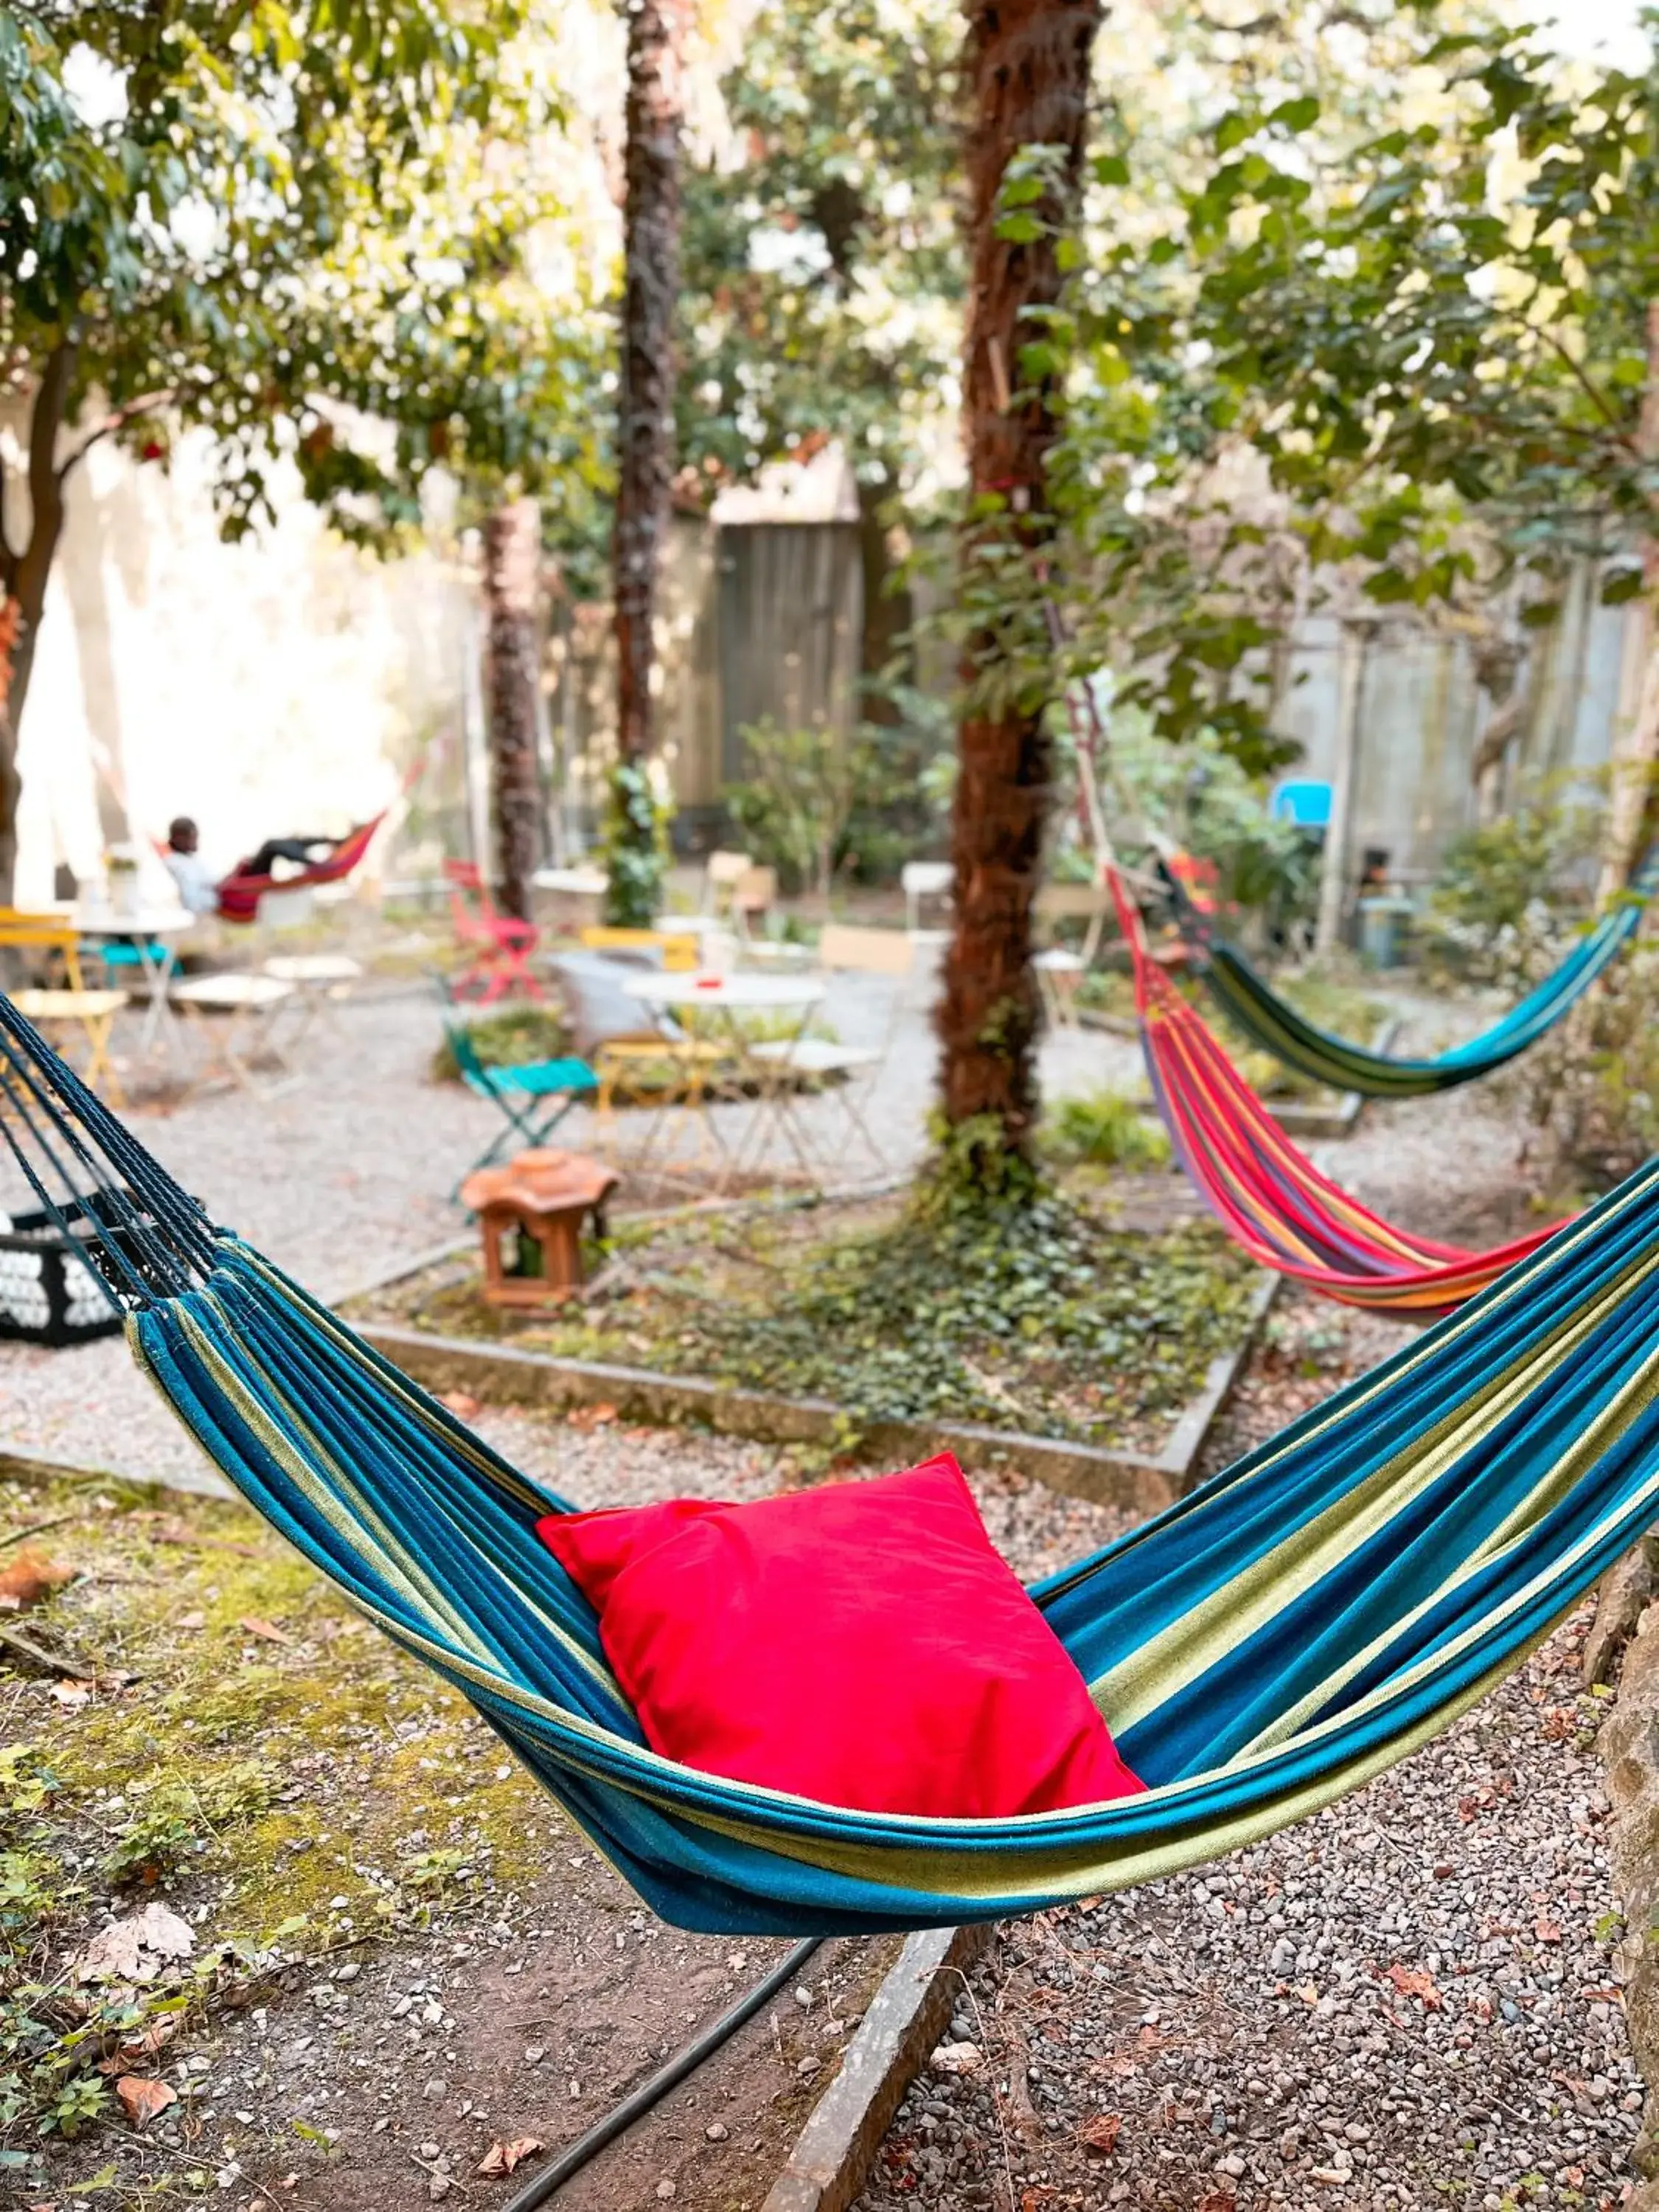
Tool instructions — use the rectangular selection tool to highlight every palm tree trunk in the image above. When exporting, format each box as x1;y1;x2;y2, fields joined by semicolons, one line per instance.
608;0;684;928
483;498;543;924
936;0;1101;1173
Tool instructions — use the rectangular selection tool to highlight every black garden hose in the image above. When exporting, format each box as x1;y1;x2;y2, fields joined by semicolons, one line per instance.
501;1937;824;2211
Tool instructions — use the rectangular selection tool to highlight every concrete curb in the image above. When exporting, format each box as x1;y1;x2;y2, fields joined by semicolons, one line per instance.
0;1445;231;1502
764;1924;995;2212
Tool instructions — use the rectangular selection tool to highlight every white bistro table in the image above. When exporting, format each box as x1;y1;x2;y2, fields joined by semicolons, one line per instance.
74;904;196;1066
170;971;298;1091
618;969;827;1183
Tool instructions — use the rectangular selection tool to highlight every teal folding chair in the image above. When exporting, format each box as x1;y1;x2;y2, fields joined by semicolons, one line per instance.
444;1018;599;1196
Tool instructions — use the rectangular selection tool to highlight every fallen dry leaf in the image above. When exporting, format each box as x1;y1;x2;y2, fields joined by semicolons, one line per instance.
566;1401;617;1430
1079;2112;1122;2154
79;1904;196;1984
115;2075;178;2127
440;1390;481;1422
1196;2194;1239;2212
0;1549;74;1612
476;2136;543;2177
1385;1963;1444;2011
237;1615;293;1647
1536;1916;1564;1944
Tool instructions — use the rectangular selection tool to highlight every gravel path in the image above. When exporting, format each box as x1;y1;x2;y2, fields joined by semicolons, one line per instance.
862;1621;1636;2212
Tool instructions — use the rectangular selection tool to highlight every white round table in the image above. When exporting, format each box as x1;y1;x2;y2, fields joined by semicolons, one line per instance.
618;971;827;1182
74;905;196;1064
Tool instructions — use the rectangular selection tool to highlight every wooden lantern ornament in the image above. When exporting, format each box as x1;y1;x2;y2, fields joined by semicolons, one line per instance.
459;1148;619;1312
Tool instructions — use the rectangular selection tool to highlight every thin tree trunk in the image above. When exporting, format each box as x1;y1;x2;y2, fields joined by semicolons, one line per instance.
1597;300;1659;904
936;0;1101;1169
1315;622;1369;956
612;0;684;778
0;341;77;904
483;498;543;925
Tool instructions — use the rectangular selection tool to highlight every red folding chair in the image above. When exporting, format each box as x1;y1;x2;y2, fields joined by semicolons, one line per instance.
444;861;544;1004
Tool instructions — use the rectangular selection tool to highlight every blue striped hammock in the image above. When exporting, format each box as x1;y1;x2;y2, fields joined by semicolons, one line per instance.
4;995;1658;1937
1170;849;1659;1099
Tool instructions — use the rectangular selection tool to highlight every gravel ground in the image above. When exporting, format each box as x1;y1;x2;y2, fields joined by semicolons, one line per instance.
862;1622;1635;2212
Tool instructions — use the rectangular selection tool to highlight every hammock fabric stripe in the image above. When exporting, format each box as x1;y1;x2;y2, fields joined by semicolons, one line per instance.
1171;849;1659;1099
1107;877;1563;1312
0;998;1658;1935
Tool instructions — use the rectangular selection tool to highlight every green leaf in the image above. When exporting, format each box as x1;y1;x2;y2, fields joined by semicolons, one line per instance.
1267;95;1321;132
1214;111;1253;154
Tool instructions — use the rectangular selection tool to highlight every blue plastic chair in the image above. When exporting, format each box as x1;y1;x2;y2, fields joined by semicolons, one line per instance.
1270;780;1333;829
445;1017;599;1195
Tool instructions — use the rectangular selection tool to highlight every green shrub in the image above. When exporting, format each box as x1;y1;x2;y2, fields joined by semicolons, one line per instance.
1521;939;1659;1195
1423;783;1597;987
1046;1091;1170;1169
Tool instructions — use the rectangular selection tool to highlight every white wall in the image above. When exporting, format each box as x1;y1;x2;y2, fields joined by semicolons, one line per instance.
9;426;476;903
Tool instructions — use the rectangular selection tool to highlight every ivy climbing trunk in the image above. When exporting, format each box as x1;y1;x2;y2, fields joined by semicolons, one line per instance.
936;0;1101;1174
1598;300;1659;905
482;498;543;925
607;0;684;925
857;476;914;727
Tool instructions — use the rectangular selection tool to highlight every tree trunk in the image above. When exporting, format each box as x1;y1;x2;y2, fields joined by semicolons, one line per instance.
936;0;1101;1171
482;498;543;924
0;341;77;905
613;0;684;777
1597;299;1659;904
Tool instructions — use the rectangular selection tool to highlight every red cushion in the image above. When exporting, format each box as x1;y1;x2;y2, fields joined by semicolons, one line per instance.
535;1454;1144;1819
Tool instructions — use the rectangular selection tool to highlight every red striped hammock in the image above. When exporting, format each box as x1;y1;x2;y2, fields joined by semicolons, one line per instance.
215;813;386;925
1107;873;1564;1314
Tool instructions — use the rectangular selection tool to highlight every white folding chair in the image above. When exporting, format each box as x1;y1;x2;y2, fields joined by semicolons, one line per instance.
702;849;754;918
748;923;914;1175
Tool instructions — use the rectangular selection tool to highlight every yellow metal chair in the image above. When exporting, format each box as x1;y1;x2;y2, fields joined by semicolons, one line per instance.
0;911;128;1102
0;909;86;989
578;925;699;973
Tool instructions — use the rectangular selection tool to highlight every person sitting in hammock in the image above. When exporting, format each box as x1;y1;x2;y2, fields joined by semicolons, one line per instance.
163;816;350;914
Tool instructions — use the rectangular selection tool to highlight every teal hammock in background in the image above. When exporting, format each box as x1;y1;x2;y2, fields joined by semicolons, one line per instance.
4;997;1659;1935
1169;847;1659;1100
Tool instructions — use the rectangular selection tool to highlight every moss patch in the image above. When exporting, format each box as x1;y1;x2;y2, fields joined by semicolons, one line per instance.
0;1470;555;2177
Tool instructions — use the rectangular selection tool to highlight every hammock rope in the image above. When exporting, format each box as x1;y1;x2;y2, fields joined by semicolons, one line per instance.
1106;874;1564;1313
3;996;1659;1933
1164;849;1659;1099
